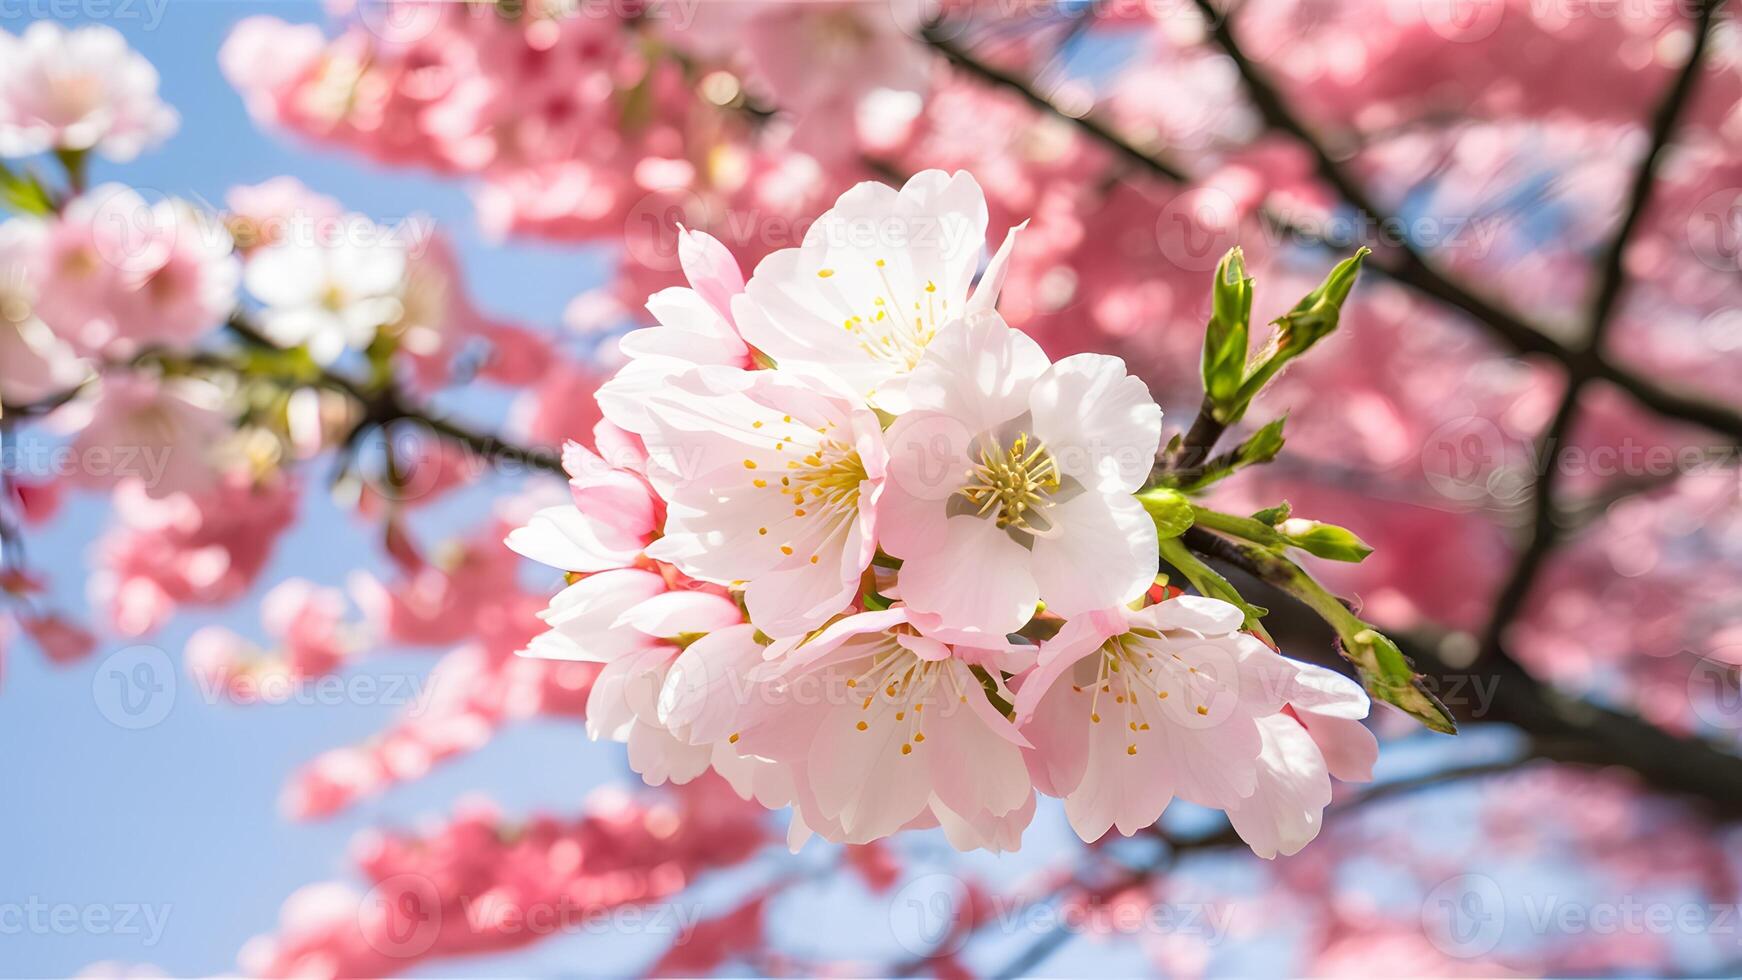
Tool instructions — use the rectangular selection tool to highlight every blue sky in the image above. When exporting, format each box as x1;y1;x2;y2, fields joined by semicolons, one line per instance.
0;3;635;974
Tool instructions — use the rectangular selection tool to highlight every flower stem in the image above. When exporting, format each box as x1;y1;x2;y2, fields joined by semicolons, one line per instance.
1186;505;1289;549
1181;527;1456;734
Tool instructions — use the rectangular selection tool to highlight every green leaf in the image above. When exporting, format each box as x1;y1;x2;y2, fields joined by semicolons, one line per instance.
1231;248;1370;411
0;164;55;216
1238;415;1287;466
1176;416;1287;492
1136;487;1195;539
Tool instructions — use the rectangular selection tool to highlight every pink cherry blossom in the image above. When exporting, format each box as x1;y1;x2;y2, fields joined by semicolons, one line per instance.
35;187;239;357
184;578;351;702
283;588;581;819
718;606;1035;849
91;473;299;637
56;374;230;500
633;365;889;637
244;778;767;977
223;176;343;253
19;612;96;665
881;311;1162;633
0;21;178;161
731;169;1020;412
522;567;745;788
505;436;661;576
615;227;752;369
682;0;932;161
0;216;86;404
1015;595;1372;851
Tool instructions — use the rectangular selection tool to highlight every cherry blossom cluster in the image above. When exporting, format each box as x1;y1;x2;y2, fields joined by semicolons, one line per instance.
507;170;1379;855
242;774;768;976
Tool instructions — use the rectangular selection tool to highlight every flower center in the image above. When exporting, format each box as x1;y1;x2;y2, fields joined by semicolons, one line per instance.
1074;633;1217;758
791;440;868;511
958;432;1060;533
746;415;866;565
843;643;964;757
820;263;948;374
50;74;106;122
320;283;351;313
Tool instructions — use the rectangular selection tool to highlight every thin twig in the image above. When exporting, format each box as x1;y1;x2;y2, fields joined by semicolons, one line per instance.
224;315;565;477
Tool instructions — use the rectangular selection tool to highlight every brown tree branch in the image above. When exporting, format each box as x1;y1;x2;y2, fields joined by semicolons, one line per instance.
920;11;1742;446
1182;525;1742;816
3;317;565;480
1477;0;1721;665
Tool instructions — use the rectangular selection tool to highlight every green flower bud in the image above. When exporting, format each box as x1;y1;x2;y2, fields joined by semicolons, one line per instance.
1201;247;1253;411
1279;518;1374;563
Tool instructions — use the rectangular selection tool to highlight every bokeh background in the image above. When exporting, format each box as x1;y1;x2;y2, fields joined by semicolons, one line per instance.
2;0;1741;976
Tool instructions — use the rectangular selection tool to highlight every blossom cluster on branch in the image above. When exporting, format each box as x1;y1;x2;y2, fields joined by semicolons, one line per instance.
507;171;1389;854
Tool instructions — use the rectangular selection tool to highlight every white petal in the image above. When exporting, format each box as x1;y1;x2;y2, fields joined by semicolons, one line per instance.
613;589;741;638
243;244;324;307
504;505;637;573
903;311;1049;434
896;514;1039;635
1029;353;1162;494
1224;714;1333;859
1133;595;1246;636
1279;660;1372;720
658;623;765;742
1297;711;1378;783
967;219;1025;316
1030;492;1158;620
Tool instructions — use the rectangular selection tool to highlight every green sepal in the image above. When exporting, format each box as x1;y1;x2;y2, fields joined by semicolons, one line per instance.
1136;487;1195;540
